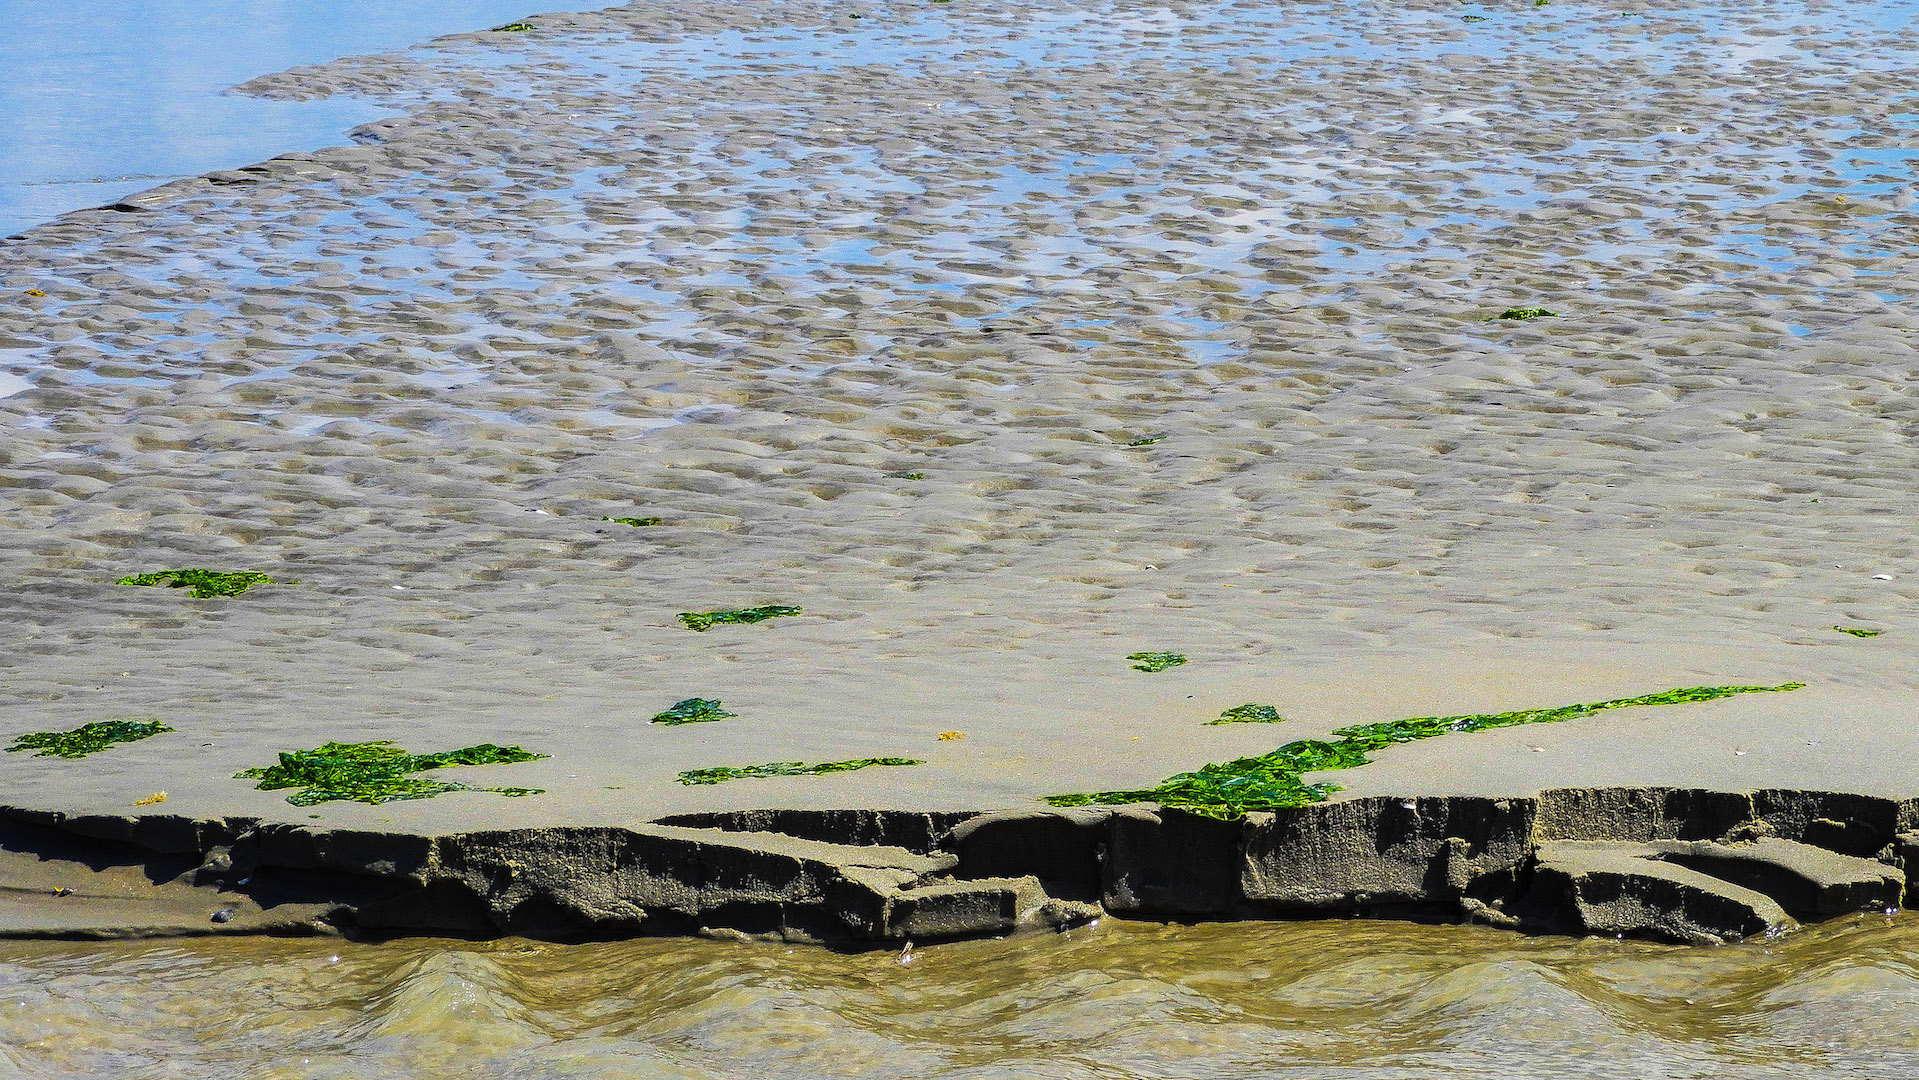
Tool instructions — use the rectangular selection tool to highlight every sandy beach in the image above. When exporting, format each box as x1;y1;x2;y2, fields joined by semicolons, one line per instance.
0;0;1916;948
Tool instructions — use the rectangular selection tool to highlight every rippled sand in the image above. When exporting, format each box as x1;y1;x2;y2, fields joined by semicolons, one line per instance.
0;913;1914;1077
2;0;1918;825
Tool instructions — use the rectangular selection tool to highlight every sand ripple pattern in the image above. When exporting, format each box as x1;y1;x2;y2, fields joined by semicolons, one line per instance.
0;0;1917;820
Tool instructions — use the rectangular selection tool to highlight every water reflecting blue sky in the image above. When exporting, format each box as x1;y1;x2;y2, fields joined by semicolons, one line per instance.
0;1;588;236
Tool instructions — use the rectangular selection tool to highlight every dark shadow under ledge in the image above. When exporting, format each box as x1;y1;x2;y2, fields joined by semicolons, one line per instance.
1;787;1912;947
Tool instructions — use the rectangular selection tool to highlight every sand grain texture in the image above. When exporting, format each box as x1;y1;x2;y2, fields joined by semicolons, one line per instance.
0;0;1916;842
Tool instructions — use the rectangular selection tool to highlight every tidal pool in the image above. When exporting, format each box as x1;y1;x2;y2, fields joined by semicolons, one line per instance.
0;0;594;236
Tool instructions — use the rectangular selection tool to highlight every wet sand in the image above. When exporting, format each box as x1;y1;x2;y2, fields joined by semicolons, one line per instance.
0;0;1917;925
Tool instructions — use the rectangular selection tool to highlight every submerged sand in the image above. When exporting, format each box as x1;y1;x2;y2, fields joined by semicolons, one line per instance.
1;0;1917;841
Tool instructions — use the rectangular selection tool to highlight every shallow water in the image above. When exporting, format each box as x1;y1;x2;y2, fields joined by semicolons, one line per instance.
0;0;592;236
10;0;1919;399
2;913;1917;1078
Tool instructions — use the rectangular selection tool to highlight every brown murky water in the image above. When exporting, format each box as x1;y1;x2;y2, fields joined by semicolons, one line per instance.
3;914;1916;1078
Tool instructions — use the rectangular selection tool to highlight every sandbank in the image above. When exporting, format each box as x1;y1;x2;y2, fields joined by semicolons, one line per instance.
1;0;1917;945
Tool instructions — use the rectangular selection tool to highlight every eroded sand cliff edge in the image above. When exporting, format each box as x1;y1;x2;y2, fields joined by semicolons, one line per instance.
5;787;1912;947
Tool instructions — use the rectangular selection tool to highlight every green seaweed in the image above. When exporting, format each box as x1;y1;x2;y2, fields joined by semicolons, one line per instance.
1494;307;1557;320
1833;626;1882;638
492;22;535;31
677;757;923;785
237;740;547;806
1127;436;1164;447
1210;703;1285;725
1047;683;1804;819
116;569;279;598
603;516;663;527
1128;652;1187;672
6;718;173;759
650;698;737;725
885;471;927;480
678;605;802;632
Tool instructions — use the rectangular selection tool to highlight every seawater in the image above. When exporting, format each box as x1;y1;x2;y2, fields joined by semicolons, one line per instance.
2;914;1917;1078
0;0;590;236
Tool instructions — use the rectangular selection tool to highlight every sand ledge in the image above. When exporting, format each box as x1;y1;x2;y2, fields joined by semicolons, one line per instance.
2;788;1911;947
5;0;1919;954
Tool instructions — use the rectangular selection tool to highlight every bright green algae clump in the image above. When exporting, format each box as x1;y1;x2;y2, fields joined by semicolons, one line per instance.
1047;683;1804;819
651;698;737;725
116;569;278;598
1128;652;1187;672
603;516;663;527
238;741;547;806
6;718;173;759
1210;704;1285;725
678;605;802;632
1833;626;1882;638
1495;307;1557;320
678;757;923;785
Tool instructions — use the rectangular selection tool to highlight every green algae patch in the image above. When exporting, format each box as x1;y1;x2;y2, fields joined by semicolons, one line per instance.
678;757;923;785
678;605;802;632
6;718;173;759
238;741;547;806
1127;436;1164;447
1833;626;1882;638
492;22;535;31
651;698;737;725
603;516;663;527
1210;703;1285;725
1047;683;1804;819
1128;652;1187;673
116;569;280;598
1494;307;1557;320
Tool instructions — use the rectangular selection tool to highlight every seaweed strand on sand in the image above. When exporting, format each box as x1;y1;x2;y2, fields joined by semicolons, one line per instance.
6;718;174;759
678;605;802;632
237;741;547;806
650;698;737;725
116;569;281;598
677;757;922;785
1047;683;1804;819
